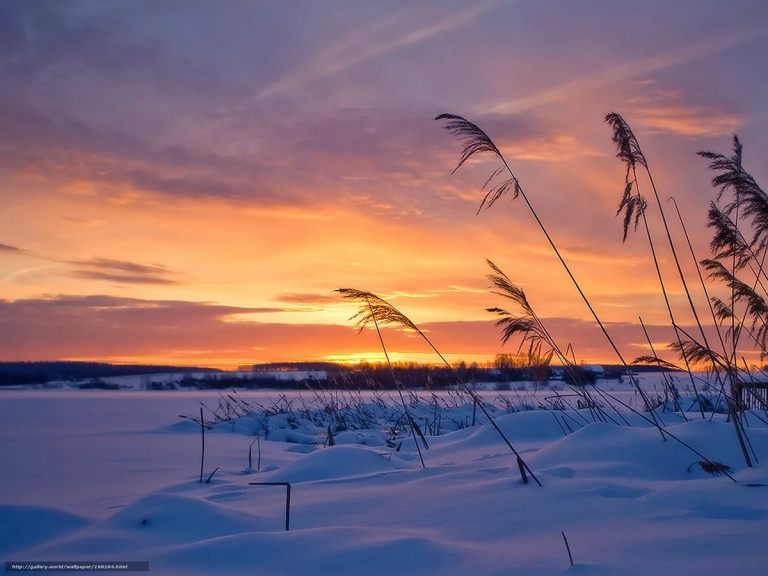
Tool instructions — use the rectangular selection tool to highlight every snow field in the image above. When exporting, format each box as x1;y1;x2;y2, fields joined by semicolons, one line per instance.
1;391;767;575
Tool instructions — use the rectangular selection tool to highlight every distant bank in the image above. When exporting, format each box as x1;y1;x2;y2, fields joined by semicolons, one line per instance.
0;360;677;389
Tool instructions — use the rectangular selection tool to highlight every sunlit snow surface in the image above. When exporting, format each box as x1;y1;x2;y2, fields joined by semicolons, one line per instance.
1;378;767;575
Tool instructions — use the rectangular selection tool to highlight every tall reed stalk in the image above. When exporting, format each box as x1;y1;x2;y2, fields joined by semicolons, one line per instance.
199;407;205;484
669;197;729;364
605;113;712;418
335;288;427;469
485;259;614;424
606;115;761;468
336;287;542;486
606;113;712;349
696;136;768;467
435;112;743;475
436;113;656;416
484;260;737;477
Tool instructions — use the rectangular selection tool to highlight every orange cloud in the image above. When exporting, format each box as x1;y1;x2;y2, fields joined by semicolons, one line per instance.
499;135;605;163
632;106;741;137
0;292;698;368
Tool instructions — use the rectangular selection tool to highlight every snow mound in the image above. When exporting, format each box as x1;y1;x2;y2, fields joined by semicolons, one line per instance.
263;445;402;483
462;410;567;446
0;505;90;555
530;420;746;481
23;493;271;556
334;430;388;446
154;527;473;576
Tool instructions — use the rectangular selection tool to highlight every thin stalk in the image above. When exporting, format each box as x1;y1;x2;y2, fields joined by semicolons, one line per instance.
646;169;712;352
437;114;656;417
613;121;703;418
587;382;737;482
639;316;687;422
730;202;740;368
338;287;538;484
562;532;575;567
199;407;205;484
669;197;729;365
412;327;542;487
368;301;426;469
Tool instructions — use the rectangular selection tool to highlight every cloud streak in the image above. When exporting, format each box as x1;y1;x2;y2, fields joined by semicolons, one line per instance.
481;22;768;116
254;1;501;101
631;106;741;137
69;259;178;285
0;292;702;367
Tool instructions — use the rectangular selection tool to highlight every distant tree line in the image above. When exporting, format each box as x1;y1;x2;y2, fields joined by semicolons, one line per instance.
0;359;678;388
0;362;219;387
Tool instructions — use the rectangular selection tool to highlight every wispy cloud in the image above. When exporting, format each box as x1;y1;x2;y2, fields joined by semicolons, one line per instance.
69;258;177;285
0;293;655;365
630;105;741;137
481;22;768;116
254;1;501;101
0;243;21;252
500;134;605;162
276;293;339;305
0;294;354;364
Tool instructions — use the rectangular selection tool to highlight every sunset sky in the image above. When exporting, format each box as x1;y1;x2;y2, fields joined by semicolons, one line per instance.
2;1;768;369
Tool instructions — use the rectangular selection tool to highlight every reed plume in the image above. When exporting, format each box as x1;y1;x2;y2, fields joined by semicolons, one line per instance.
606;112;649;242
435;113;520;213
700;139;768;359
700;136;768;252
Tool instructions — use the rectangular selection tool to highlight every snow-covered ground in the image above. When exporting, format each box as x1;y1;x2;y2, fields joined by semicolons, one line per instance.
1;378;767;575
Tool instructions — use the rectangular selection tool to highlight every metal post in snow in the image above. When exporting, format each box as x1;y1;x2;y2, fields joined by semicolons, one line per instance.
249;482;292;531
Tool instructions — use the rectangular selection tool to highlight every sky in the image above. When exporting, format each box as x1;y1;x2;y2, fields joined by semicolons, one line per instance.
2;0;768;369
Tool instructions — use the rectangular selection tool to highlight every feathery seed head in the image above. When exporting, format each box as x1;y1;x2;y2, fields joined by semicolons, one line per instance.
335;288;419;333
436;113;521;212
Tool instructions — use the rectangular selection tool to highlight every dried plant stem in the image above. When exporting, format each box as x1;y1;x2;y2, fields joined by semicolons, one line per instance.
645;169;712;355
630;172;700;420
437;113;654;417
367;301;427;469
206;467;219;484
199;407;205;484
668;197;722;417
639;316;686;422
337;286;538;485
670;198;728;354
562;531;574;567
417;331;542;486
587;383;736;482
607;113;703;419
